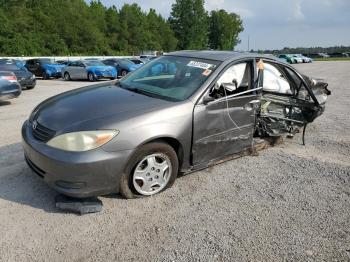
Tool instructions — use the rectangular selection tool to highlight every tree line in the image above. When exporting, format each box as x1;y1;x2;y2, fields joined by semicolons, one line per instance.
0;0;244;56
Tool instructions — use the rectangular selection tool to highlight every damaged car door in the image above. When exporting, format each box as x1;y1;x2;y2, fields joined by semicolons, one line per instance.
192;60;260;165
256;59;331;138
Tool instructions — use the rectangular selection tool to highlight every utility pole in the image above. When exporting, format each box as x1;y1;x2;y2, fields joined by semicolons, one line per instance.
247;35;250;52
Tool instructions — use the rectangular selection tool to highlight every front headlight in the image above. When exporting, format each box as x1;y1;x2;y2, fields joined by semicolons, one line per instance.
47;130;119;152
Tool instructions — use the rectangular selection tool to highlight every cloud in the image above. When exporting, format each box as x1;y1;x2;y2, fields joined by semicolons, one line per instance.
290;0;305;21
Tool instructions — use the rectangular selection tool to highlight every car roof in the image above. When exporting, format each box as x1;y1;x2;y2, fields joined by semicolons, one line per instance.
166;50;269;62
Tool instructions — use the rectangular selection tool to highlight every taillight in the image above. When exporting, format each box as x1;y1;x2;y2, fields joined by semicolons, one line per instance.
1;75;17;82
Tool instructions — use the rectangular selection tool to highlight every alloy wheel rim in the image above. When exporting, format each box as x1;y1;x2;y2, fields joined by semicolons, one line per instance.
132;153;172;196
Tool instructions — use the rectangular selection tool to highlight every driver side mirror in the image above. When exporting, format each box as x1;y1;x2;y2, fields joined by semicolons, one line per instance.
202;95;215;105
221;81;237;92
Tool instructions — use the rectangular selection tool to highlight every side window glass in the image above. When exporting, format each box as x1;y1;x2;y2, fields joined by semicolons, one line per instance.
262;63;292;94
211;62;251;98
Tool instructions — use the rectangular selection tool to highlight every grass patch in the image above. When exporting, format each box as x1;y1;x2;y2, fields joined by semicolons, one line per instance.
314;57;350;61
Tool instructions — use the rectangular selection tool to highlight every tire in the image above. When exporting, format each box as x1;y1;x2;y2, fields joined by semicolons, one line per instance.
26;85;35;90
42;71;48;80
64;72;71;81
88;72;95;82
120;142;179;199
121;70;128;77
110;77;116;80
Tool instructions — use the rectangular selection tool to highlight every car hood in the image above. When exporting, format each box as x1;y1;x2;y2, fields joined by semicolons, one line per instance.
128;64;142;71
32;83;170;133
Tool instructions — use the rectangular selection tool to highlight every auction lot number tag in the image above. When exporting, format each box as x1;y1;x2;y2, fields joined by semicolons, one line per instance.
187;61;214;70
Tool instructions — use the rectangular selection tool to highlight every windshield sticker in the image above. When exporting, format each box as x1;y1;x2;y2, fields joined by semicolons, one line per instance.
202;69;212;76
187;61;213;70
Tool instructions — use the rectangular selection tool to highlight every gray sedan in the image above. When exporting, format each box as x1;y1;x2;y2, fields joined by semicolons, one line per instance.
62;60;117;81
22;51;330;199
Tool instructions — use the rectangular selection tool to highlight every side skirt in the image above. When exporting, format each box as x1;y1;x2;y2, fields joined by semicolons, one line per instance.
184;137;283;174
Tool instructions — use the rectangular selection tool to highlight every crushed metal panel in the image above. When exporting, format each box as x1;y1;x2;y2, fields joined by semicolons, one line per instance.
192;95;257;165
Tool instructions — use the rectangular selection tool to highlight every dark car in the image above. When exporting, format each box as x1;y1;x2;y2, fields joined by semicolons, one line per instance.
25;58;65;79
22;51;330;199
0;71;21;101
0;63;36;89
102;58;143;77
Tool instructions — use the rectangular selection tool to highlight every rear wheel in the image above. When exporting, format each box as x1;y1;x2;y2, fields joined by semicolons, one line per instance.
120;142;178;199
88;72;95;82
64;72;71;81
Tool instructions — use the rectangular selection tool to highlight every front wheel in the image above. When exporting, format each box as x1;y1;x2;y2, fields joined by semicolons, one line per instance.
120;142;178;199
88;72;96;82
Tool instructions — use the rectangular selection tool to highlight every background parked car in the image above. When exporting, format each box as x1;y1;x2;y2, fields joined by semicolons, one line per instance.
291;54;304;63
139;55;157;63
294;54;313;63
62;60;117;81
25;58;65;79
0;62;36;89
102;58;143;77
278;54;299;64
0;71;21;101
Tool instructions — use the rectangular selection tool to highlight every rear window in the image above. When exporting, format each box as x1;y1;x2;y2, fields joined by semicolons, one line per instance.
0;64;19;71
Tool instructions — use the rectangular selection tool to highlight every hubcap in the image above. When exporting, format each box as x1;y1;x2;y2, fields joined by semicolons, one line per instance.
132;153;172;196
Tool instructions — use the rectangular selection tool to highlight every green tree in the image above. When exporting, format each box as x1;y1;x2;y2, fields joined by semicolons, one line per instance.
208;9;243;50
169;0;208;50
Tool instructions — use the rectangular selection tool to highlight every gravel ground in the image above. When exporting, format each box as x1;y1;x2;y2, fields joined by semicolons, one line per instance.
0;62;349;261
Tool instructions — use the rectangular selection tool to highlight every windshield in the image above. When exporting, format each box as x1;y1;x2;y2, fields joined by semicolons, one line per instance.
119;59;134;66
40;59;55;64
119;56;220;101
130;59;143;64
85;61;105;66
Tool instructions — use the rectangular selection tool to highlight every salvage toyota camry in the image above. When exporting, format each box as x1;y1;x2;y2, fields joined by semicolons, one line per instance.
22;51;330;199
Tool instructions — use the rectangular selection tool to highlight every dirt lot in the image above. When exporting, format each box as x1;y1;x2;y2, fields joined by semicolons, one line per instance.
0;62;349;261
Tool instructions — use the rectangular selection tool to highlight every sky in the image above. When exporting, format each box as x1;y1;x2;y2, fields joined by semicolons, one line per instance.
98;0;350;50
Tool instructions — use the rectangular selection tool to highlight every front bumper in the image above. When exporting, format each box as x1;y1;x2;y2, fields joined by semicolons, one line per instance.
0;83;21;100
22;120;133;198
48;71;62;78
18;78;36;88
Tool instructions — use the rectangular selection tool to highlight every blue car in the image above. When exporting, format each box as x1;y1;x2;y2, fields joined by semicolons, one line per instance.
102;58;143;77
62;60;117;81
25;58;66;79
